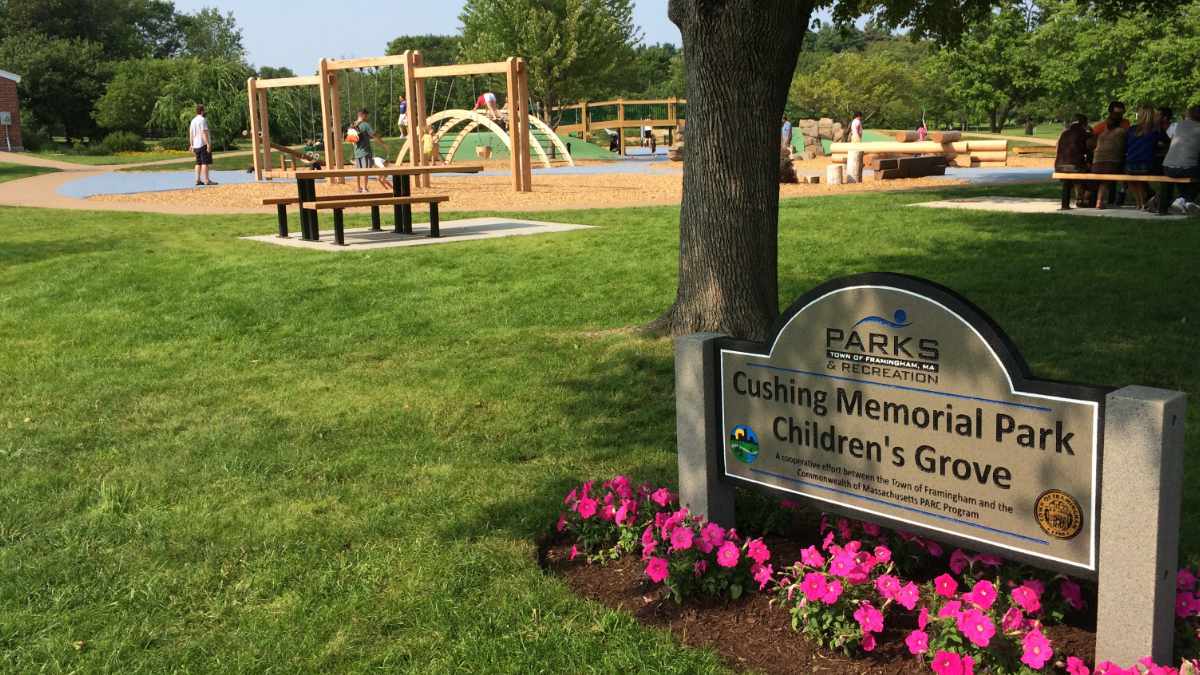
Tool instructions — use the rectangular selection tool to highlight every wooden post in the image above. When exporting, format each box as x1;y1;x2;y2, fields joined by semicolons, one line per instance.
403;50;422;180
582;101;590;138
246;78;262;180
617;97;625;156
329;72;344;179
505;57;521;192
668;97;677;125
413;51;430;188
516;58;532;192
318;59;334;173
257;88;271;176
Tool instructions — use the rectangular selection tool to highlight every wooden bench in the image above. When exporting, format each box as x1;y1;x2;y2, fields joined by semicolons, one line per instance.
302;195;451;245
1052;171;1198;214
261;192;399;239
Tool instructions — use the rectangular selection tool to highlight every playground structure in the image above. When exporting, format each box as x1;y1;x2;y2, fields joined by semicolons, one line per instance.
246;51;544;192
829;136;1009;168
393;108;574;169
553;98;686;155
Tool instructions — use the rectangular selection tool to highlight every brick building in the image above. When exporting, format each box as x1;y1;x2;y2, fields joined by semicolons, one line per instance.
0;70;22;151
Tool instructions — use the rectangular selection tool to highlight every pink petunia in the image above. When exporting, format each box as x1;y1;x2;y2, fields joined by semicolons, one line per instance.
821;579;843;604
862;633;877;652
1001;607;1025;632
563;488;578;505
821;530;836;550
645;556;669;583
905;629;929;655
926;540;944;557
747;538;771;564
569;544;579;561
1066;656;1090;675
1021;628;1053;669
801;572;827;602
556;514;568;532
669;526;694;551
963;579;997;610
852;602;884;634
896;582;920;611
1178;568;1198;592
700;522;726;550
1094;662;1140;675
650;487;673;507
1060;578;1085;611
800;545;825;568
875;574;901;600
693;560;708;577
976;553;1003;568
1176;592;1196;619
938;600;962;619
830;551;857;577
962;655;975;675
934;573;958;598
716;541;740;568
863;521;882;537
918;606;930;629
576;496;598;519
1011;585;1042;614
956;608;995;648
1022;579;1046;596
949;549;973;574
931;650;965;675
873;545;892;564
753;563;774;590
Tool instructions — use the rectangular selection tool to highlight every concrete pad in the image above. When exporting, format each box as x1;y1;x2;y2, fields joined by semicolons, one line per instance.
911;196;1191;221
240;217;593;252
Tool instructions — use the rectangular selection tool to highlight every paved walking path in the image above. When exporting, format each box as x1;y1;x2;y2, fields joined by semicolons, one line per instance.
0;149;252;171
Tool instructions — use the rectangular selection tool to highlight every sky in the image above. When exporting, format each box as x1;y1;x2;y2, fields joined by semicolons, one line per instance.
171;0;682;74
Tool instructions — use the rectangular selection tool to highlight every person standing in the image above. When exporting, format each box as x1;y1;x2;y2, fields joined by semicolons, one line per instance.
850;112;864;143
351;109;377;193
917;121;928;142
397;96;408;137
189;104;216;186
781;115;793;153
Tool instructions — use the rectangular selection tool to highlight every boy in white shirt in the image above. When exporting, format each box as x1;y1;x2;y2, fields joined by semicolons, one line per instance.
189;105;216;186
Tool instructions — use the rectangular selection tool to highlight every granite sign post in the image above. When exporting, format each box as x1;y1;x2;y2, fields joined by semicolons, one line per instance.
675;273;1185;666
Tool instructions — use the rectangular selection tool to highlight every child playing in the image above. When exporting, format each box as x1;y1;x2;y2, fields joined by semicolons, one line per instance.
350;108;377;193
421;123;442;165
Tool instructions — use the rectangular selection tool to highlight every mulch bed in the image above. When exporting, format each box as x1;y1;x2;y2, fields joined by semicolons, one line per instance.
539;537;1096;674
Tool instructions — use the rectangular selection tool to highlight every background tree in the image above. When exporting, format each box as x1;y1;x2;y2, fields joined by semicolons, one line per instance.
458;0;640;122
789;41;929;133
385;34;463;65
147;58;252;149
628;43;685;99
175;7;245;62
0;35;109;140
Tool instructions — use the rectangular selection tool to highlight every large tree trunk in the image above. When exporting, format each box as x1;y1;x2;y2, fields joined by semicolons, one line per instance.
648;0;812;341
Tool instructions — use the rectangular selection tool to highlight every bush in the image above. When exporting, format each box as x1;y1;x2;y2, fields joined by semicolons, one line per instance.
19;126;50;152
155;137;190;151
99;131;146;154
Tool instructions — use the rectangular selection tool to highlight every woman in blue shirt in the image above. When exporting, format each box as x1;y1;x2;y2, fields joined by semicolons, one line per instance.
1124;105;1166;209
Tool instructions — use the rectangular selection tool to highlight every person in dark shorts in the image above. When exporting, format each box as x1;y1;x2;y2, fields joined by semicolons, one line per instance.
350;109;376;193
189;104;216;186
1163;105;1200;211
1054;115;1092;210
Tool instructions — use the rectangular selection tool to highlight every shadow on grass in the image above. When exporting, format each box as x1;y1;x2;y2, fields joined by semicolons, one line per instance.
0;237;122;266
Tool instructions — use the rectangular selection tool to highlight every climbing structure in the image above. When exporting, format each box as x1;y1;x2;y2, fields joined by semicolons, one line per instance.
395;109;574;169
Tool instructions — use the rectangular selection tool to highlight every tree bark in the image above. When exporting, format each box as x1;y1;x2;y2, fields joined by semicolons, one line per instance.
649;0;812;341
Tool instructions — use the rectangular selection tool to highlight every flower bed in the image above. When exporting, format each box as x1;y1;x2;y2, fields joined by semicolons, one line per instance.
543;475;1200;675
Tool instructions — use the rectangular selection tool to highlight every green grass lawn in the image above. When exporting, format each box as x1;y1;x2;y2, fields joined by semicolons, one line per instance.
32;148;197;166
1;185;1197;671
0;162;57;183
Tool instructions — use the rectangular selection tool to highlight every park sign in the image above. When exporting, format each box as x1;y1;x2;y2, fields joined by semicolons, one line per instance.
676;272;1186;663
714;273;1107;573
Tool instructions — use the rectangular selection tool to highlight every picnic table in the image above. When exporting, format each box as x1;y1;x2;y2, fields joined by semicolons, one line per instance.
285;164;484;244
1052;171;1198;213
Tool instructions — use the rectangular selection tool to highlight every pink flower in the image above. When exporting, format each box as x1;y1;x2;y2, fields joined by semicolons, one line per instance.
1001;607;1025;632
934;573;958;598
700;522;726;549
753;563;774;590
645;556;669;583
1011;585;1042;614
821;579;843;604
905;629;929;655
862;633;877;652
569;544;579;561
747;538;771;564
669;526;694;551
716;541;740;568
837;518;852;540
964;579;997;610
1176;592;1196;618
556;514;568;532
576;496;598;519
801;572;827;602
938;600;962;619
931;650;965;675
875;574;901;600
1021;628;1053;669
863;521;882;537
1060;579;1085;611
918;607;930;629
963;655;975;675
830;551;857;577
693;560;708;577
950;549;972;574
873;545;892;564
1178;568;1198;592
1095;662;1140;675
614;499;634;525
926;540;944;557
956;608;995;648
599;503;616;521
650;487;673;507
1022;578;1046;596
563;488;578;505
852;602;884;633
800;545;825;568
897;581;920;610
977;553;1003;568
1066;655;1090;675
821;531;835;550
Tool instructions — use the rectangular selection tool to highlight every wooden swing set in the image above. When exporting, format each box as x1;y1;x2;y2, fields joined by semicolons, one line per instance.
246;50;534;192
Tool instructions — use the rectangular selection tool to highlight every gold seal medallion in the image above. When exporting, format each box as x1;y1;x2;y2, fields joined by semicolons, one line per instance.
1035;490;1084;540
